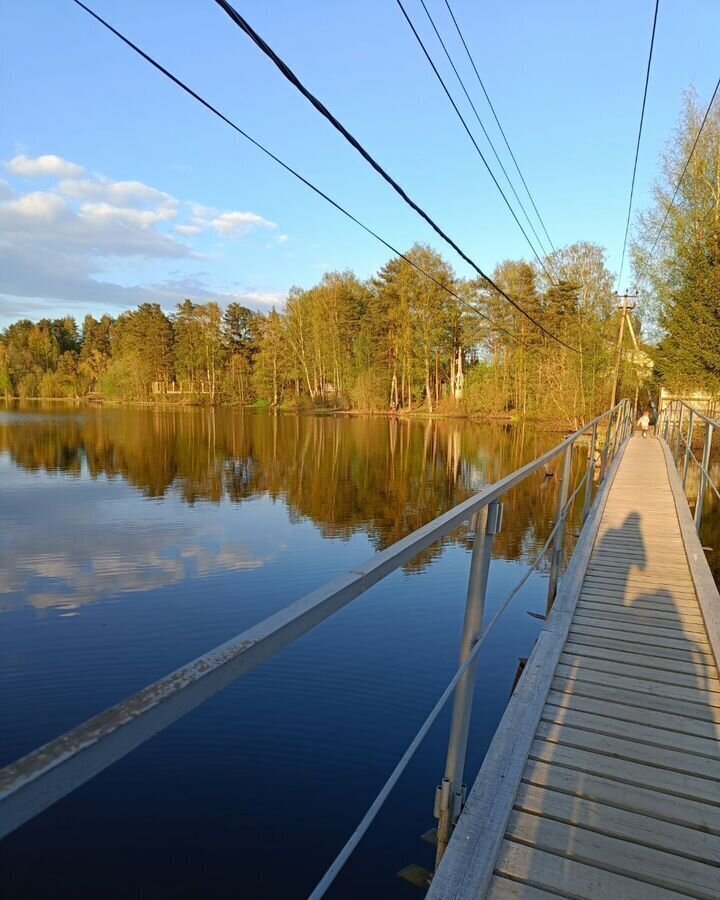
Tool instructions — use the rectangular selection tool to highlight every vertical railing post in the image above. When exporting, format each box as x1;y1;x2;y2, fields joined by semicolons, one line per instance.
694;423;714;533
546;443;573;615
675;404;684;461
682;410;694;490
663;403;671;441
599;409;615;482
582;422;598;522
612;401;625;456
434;499;503;868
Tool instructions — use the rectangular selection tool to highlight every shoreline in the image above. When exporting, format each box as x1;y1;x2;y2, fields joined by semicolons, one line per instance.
1;395;588;432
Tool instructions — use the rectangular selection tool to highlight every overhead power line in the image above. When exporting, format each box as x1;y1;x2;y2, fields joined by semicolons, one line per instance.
396;0;557;284
70;0;525;347
212;0;579;352
647;74;720;257
616;0;660;291
442;0;558;258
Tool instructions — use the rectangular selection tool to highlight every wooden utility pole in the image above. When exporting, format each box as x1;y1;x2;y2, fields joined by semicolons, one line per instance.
610;292;637;408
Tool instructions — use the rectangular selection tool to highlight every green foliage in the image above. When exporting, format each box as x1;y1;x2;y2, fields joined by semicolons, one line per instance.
0;240;636;418
633;88;720;397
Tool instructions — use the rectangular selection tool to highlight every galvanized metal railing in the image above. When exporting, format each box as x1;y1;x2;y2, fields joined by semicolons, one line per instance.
0;399;633;896
657;400;719;532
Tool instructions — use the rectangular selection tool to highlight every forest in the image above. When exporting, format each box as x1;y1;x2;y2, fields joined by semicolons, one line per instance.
2;93;718;422
0;243;647;423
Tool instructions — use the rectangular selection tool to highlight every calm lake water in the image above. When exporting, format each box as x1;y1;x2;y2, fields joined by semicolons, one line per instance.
1;404;590;899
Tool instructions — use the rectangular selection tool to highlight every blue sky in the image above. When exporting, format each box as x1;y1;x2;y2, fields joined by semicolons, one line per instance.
2;0;719;327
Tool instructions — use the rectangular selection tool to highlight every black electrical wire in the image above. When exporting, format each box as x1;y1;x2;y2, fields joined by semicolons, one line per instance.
70;0;525;346
647;74;720;257
442;0;558;259
397;0;558;284
418;0;555;271
212;0;580;352
616;0;660;291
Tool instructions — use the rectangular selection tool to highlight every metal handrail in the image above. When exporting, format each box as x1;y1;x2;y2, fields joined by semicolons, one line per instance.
0;399;633;888
677;433;720;502
307;470;591;899
657;399;718;531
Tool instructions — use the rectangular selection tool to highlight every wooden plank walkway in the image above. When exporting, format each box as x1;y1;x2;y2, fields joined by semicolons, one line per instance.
429;436;720;900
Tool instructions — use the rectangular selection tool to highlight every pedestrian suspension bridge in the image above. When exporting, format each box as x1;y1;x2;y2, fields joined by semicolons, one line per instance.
1;399;718;899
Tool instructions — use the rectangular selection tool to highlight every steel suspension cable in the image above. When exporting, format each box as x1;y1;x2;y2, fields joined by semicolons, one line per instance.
442;0;559;258
616;0;660;291
71;0;525;346
397;0;558;283
212;0;580;353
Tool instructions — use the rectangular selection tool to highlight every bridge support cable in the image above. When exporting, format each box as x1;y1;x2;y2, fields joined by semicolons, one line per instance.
442;0;559;260
212;0;581;353
616;0;660;291
70;0;523;346
395;0;558;284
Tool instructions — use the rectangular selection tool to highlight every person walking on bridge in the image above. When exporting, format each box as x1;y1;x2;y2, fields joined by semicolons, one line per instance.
637;409;651;438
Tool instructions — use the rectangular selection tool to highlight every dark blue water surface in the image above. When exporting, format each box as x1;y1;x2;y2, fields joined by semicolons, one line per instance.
0;405;582;899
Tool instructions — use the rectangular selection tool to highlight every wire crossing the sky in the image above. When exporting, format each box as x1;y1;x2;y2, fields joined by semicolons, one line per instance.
212;0;580;352
70;0;526;347
398;0;557;283
442;0;559;259
616;0;660;291
417;0;555;270
647;73;720;257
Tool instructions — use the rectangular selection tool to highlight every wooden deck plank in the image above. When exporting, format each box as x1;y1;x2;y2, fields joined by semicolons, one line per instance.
568;623;712;654
429;436;720;900
546;689;720;739
551;674;720;724
578;588;700;608
529;739;720;805
554;663;720;708
484;877;562;900
514;782;720;865
522;758;720;833
558;651;720;690
562;639;719;677
541;702;720;757
535;720;720;781
504;810;720;898
493;841;691;900
575;598;705;622
572;607;709;634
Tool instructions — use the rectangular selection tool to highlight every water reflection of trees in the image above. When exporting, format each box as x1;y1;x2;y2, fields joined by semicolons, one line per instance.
0;407;581;571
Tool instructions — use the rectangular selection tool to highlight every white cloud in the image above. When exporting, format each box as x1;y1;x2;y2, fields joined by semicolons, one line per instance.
59;176;175;208
239;291;286;306
276;233;289;244
0;153;283;318
79;201;177;228
210;210;276;236
6;154;84;178
3;191;66;221
175;224;203;236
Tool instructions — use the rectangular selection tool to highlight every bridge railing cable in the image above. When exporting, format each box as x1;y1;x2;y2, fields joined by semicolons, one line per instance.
307;465;592;899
